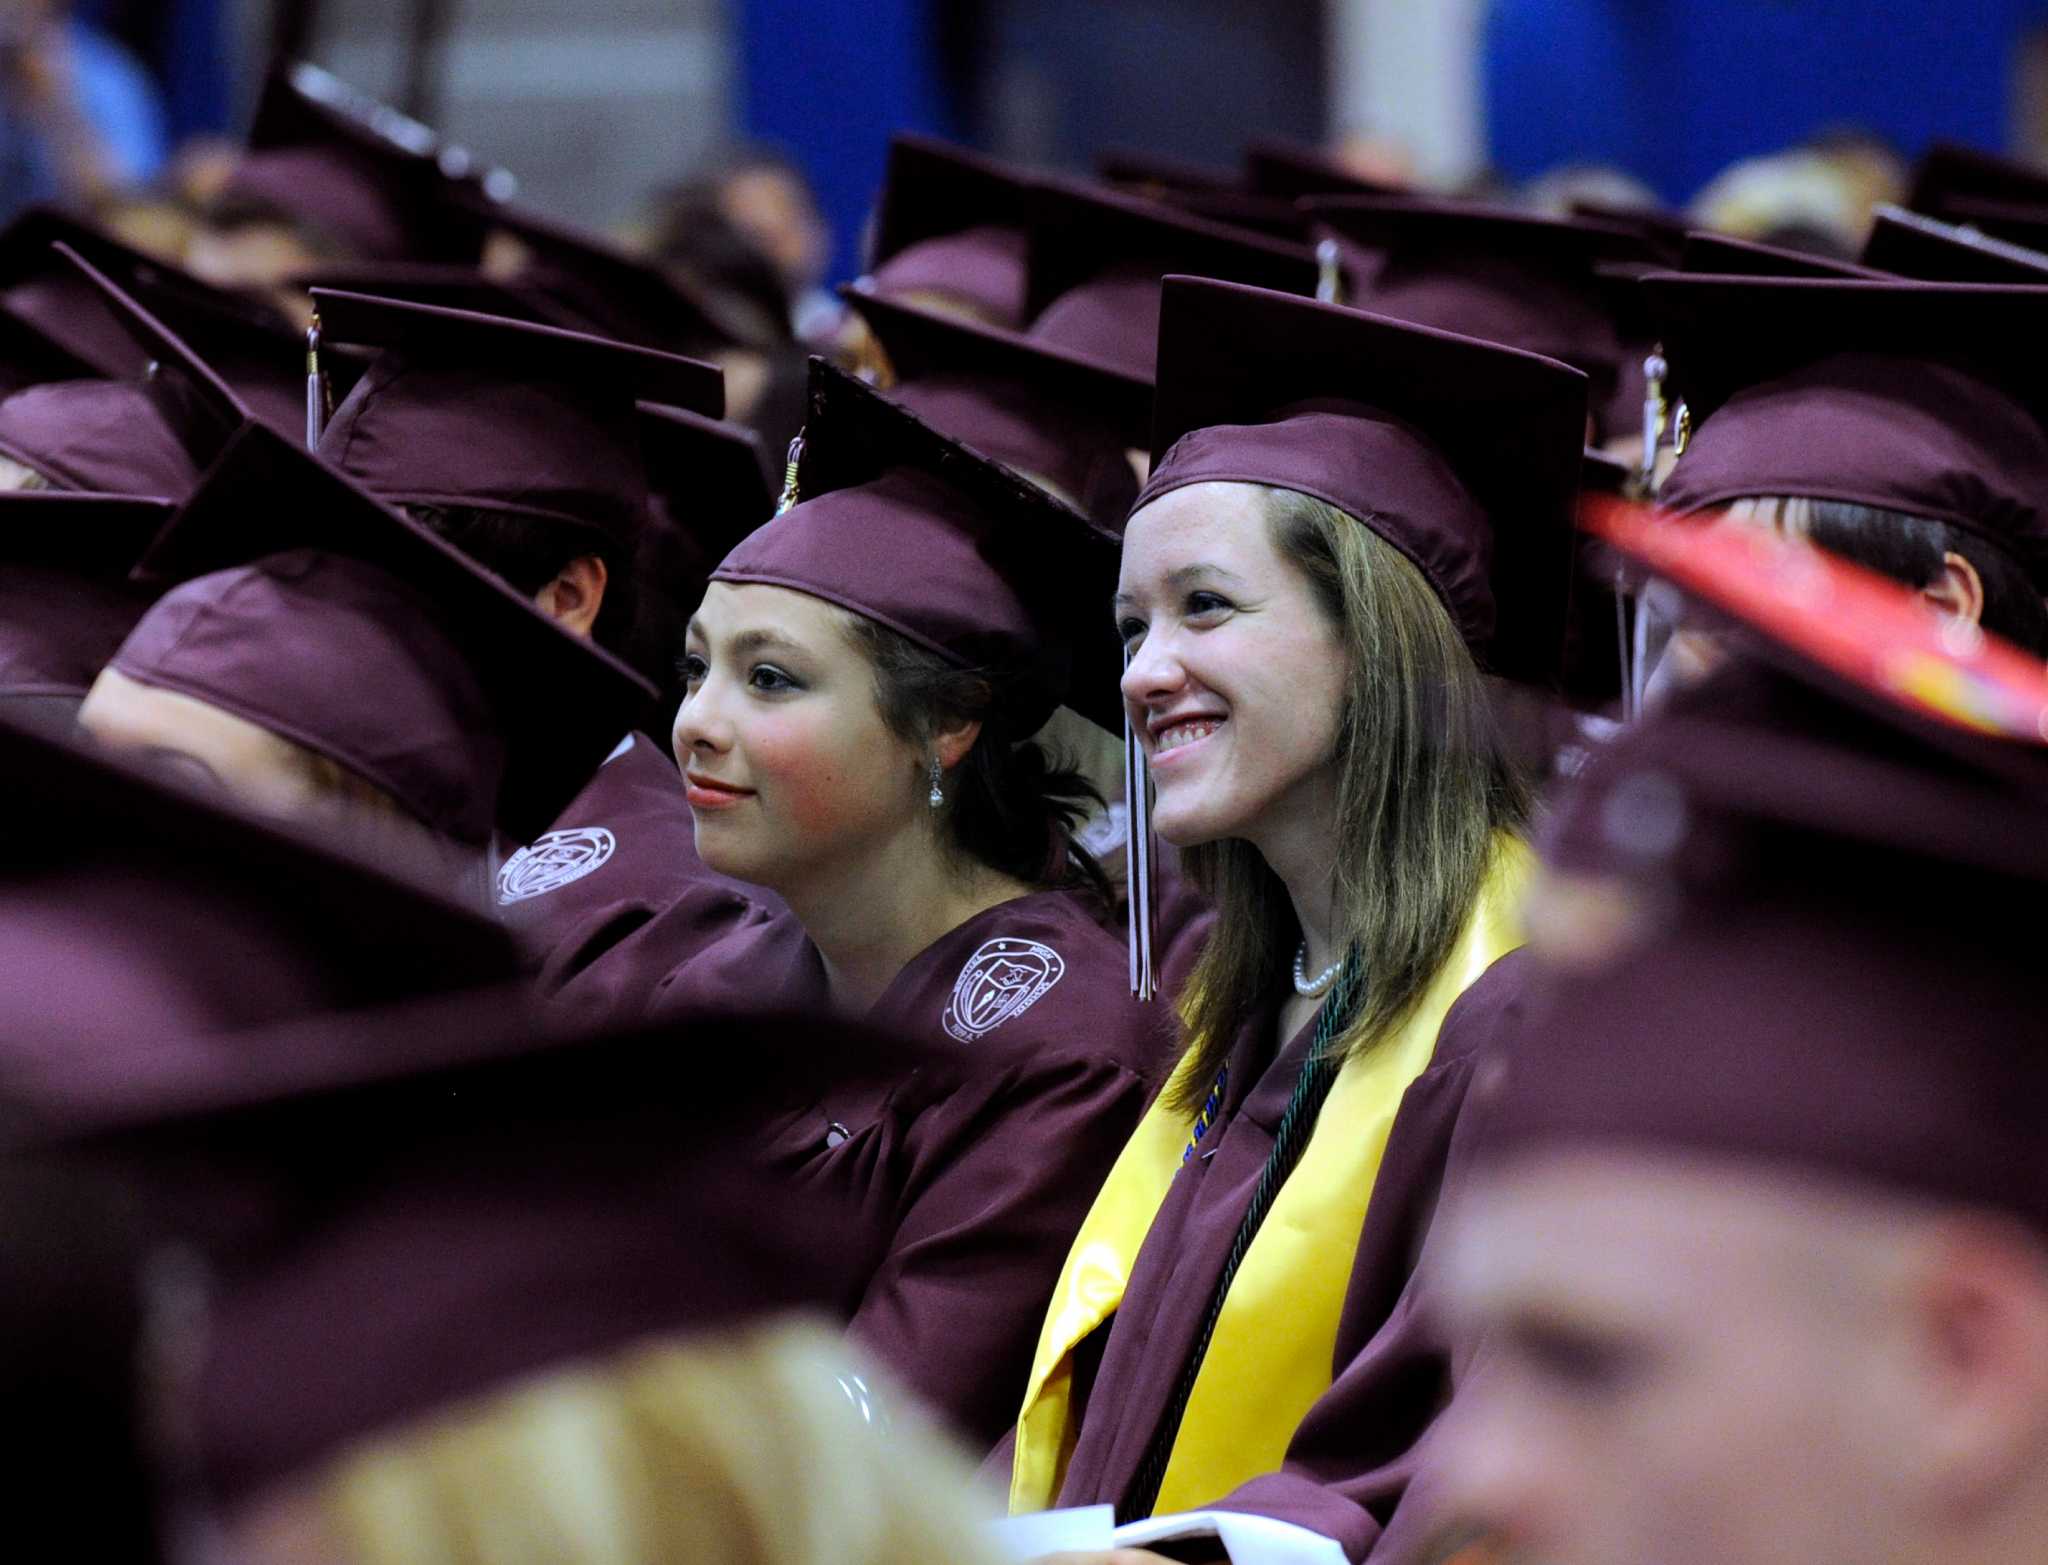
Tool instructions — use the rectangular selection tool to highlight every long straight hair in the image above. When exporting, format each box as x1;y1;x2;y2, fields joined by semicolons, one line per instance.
1169;487;1530;1114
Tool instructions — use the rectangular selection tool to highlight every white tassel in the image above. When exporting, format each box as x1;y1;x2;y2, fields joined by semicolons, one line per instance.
304;317;327;452
1124;654;1157;1001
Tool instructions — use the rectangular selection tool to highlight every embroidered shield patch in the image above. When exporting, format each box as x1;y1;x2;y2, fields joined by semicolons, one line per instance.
495;826;617;905
942;937;1066;1043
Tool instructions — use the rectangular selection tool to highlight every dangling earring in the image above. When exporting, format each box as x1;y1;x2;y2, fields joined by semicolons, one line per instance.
927;755;944;809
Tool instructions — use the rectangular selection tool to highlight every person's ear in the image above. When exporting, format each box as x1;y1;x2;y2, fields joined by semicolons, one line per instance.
533;556;609;639
1895;1218;2048;1510
1922;552;1986;630
931;717;982;774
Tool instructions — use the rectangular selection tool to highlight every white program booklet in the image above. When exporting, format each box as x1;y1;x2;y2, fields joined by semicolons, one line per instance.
991;1505;1348;1565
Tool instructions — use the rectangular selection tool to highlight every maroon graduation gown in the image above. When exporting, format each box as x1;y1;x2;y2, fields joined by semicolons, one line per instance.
1025;948;1530;1560
651;888;1173;1447
494;733;768;1020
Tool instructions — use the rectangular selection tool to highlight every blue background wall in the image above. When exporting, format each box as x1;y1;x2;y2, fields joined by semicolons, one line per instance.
736;0;957;283
1487;0;2048;201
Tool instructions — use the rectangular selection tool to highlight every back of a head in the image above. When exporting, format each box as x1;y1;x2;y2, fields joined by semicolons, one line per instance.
266;1320;1004;1565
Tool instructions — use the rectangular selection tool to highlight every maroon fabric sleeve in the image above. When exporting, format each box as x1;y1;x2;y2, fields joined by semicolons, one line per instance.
850;1043;1153;1449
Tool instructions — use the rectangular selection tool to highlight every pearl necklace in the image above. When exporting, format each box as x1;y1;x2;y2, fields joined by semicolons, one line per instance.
1292;941;1343;997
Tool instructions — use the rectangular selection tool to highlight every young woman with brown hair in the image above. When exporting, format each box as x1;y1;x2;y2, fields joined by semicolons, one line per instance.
643;360;1166;1451
1000;277;1590;1564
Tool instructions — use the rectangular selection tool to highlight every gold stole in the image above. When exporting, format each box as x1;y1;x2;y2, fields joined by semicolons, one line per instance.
1009;839;1531;1517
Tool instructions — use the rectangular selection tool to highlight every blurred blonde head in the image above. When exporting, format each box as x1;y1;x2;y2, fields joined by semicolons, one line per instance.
235;1317;1003;1565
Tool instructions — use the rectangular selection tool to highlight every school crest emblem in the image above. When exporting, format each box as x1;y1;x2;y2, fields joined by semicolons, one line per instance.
942;937;1066;1043
495;827;617;905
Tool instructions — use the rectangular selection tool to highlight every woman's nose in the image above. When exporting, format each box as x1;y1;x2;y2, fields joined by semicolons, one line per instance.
671;680;731;764
1120;631;1186;708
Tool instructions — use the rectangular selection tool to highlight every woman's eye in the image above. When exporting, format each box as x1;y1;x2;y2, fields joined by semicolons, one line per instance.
676;652;708;684
1117;616;1147;648
748;664;799;693
1186;591;1234;619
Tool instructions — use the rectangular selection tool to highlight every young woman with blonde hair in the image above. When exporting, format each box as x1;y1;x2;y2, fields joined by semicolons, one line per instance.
1001;277;1590;1564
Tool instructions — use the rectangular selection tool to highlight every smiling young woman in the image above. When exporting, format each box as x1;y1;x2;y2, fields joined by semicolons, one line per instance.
999;278;1592;1565
641;361;1166;1451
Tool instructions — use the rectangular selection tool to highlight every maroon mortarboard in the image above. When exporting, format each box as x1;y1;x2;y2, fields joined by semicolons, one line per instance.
474;197;775;352
1919;193;2048;254
839;280;1151;528
1646;273;2048;578
285;260;577;324
118;420;657;846
637;402;774;611
1905;140;2048;220
1861;203;2048;283
1023;176;1319;379
1306;196;1656;440
1483;521;2048;1226
1146;188;1314;244
216;61;501;264
312;288;723;552
1096;147;1311;242
1242;135;1405;200
0;706;517;1040
0;207;323;435
714;357;1125;735
0;243;265;497
867;133;1039;327
1677;228;1887;279
19;999;954;1502
1569;198;1690;265
1140;275;1589;687
0;492;173;712
1098;146;1244;197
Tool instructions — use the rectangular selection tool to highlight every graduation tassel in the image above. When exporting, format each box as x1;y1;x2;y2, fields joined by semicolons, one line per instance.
1314;237;1344;305
774;434;805;515
1124;650;1157;1002
1637;346;1668;496
305;315;329;452
1619;347;1672;722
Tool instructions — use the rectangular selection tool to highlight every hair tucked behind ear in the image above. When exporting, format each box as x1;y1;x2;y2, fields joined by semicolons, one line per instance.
399;504;640;657
1169;485;1531;1114
844;615;1111;908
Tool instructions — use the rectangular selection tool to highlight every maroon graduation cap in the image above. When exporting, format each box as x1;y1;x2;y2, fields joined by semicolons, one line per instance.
0;701;519;1042
0;243;266;497
637;401;775;615
1569;198;1690;264
1241;135;1405;200
477;197;783;353
1306;195;1658;440
1905;140;2048;219
1861;203;2048;283
1488;536;2048;1228
216;60;502;264
839;280;1152;527
1022;176;1320;378
1097;147;1313;242
1141;275;1589;688
1677;229;1888;280
284;259;579;324
1911;193;2048;257
0;492;173;712
865;133;1041;327
119;414;657;846
14;994;956;1503
1646;273;2048;581
0;207;313;432
311;287;724;550
714;356;1126;736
